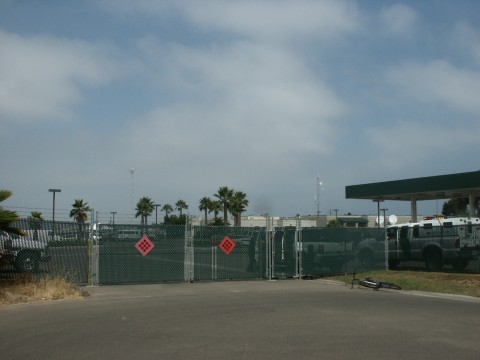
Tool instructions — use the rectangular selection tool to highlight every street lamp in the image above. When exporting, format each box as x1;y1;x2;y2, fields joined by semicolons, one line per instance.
380;208;388;229
49;189;61;242
373;199;384;228
154;204;161;225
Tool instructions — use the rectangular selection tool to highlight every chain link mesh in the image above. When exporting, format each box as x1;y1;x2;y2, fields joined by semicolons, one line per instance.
2;219;479;285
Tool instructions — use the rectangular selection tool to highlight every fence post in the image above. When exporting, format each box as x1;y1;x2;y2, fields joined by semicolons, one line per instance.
265;215;273;279
184;214;194;282
296;214;302;279
384;227;389;271
88;210;99;286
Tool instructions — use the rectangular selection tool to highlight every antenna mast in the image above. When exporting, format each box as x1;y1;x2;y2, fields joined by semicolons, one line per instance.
130;163;135;218
315;174;323;217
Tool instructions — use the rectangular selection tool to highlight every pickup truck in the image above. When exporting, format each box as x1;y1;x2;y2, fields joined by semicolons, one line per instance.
0;230;52;272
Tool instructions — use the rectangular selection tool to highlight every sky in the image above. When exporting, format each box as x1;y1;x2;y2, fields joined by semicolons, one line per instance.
1;0;480;223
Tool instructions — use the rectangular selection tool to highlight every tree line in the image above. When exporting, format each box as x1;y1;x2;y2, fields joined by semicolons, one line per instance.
2;188;480;235
0;186;248;231
135;186;249;226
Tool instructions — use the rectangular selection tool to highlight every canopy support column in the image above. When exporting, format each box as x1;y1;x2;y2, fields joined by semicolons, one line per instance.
469;193;475;218
410;198;417;223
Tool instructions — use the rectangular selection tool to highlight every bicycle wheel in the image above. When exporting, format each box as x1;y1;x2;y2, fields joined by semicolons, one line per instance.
379;282;401;290
358;279;379;289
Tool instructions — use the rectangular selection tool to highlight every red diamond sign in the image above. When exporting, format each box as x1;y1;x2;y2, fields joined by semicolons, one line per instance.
219;236;236;255
135;235;154;256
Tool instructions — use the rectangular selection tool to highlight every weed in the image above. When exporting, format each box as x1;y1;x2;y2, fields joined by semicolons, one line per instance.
0;275;84;306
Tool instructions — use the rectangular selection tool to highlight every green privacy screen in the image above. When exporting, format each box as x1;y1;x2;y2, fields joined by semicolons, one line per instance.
2;220;399;285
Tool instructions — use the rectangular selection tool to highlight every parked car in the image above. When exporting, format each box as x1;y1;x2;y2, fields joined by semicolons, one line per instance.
0;230;52;272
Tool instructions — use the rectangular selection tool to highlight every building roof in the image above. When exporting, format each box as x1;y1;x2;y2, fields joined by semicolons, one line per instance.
345;170;480;201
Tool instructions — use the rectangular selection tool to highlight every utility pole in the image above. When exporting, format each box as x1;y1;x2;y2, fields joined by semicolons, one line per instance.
154;204;161;224
315;174;323;217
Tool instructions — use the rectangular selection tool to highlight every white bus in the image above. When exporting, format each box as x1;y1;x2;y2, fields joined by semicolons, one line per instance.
356;217;480;271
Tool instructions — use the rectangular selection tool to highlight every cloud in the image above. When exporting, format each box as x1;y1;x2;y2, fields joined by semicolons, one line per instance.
100;0;361;44
183;0;361;42
452;22;480;66
379;3;417;36
385;60;480;115
0;29;122;123
107;38;349;212
365;120;480;170
132;39;346;157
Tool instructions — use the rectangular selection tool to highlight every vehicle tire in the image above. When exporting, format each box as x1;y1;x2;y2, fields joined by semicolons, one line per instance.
452;259;469;272
358;249;375;268
14;251;40;273
424;248;442;272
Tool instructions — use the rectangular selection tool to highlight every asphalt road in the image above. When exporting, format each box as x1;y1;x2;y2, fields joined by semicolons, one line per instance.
1;280;479;360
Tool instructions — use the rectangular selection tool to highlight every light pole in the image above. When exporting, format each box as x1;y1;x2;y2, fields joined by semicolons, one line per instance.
333;209;339;221
111;211;117;226
49;189;61;242
373;199;384;228
380;208;388;228
380;208;389;270
154;204;161;225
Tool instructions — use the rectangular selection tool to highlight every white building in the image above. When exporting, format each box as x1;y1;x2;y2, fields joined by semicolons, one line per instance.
194;214;417;228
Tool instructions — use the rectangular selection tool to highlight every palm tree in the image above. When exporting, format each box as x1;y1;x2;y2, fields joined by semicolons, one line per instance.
161;203;174;220
0;190;25;236
214;186;234;225
175;199;188;217
70;199;91;223
135;196;155;225
70;199;91;240
209;200;222;226
28;211;43;241
199;197;212;225
230;191;249;226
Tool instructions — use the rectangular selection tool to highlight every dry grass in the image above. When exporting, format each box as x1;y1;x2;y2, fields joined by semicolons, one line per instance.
0;275;85;306
328;270;480;298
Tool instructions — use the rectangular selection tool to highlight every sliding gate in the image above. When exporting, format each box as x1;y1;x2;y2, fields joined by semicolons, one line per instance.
95;219;384;285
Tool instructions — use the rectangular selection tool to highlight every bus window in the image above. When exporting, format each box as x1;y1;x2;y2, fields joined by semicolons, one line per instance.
413;225;419;238
387;227;397;239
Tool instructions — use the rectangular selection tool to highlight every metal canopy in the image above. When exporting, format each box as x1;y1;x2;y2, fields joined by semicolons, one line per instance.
345;170;480;201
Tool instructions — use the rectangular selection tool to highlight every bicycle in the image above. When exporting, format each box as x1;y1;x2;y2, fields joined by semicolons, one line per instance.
351;270;401;290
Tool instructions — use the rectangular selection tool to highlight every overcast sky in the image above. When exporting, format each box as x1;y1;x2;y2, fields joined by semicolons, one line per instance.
1;0;480;223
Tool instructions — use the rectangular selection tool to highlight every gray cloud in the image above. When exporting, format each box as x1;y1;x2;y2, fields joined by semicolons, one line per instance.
0;30;122;123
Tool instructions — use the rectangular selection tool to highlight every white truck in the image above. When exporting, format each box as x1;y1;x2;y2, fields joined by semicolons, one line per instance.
356;217;480;271
0;230;52;272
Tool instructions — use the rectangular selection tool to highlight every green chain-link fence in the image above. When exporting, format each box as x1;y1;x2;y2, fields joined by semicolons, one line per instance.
3;219;479;285
1;219;90;284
